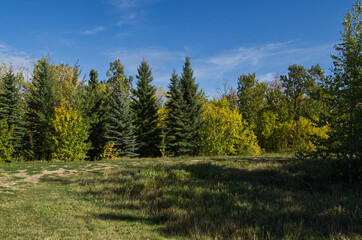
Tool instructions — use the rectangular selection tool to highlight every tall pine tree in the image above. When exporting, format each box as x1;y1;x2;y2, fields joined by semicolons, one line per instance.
131;60;162;157
84;69;108;160
26;57;61;160
106;79;138;158
0;69;25;154
179;57;203;155
323;1;362;182
165;71;188;156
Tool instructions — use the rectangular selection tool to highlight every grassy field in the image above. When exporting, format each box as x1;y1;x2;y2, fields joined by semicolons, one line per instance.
0;155;361;239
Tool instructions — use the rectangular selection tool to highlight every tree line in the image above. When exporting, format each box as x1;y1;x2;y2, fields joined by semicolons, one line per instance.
0;2;360;181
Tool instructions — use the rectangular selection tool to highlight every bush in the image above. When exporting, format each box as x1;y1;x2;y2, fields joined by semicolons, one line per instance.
46;105;90;161
200;99;260;156
0;118;14;162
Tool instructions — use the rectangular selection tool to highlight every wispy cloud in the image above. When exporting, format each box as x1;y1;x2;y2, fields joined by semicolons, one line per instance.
0;42;33;79
106;0;159;27
193;41;334;80
81;26;106;35
107;0;155;9
258;72;277;83
102;40;335;96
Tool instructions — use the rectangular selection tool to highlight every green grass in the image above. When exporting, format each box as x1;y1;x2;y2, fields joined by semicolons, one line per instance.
0;155;361;239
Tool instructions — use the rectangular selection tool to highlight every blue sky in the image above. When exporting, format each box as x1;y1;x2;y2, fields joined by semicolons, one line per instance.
0;0;354;96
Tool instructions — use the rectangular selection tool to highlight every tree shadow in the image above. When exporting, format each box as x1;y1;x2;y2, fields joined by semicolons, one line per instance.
41;157;361;239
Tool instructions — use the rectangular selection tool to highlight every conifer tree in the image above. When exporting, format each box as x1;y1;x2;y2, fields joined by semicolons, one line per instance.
165;71;188;156
131;60;162;157
323;1;362;182
85;69;108;160
179;56;203;155
26;57;61;160
0;69;25;153
106;79;138;158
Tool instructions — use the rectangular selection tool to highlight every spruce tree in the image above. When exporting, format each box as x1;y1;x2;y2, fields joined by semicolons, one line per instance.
131;60;162;157
26;57;61;160
323;1;362;182
165;71;188;156
0;69;25;154
85;69;108;160
106;80;138;158
179;56;203;155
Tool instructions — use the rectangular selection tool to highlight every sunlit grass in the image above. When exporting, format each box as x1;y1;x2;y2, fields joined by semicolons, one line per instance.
0;155;360;239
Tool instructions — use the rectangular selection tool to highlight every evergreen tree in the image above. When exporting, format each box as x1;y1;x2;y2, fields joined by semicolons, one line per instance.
0;69;25;153
89;69;99;89
26;57;61;160
179;56;203;155
131;60;162;157
165;71;188;156
85;69;108;160
323;1;362;182
106;80;138;158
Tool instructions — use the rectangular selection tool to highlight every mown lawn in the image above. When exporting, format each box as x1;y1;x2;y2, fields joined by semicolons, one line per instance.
0;155;361;239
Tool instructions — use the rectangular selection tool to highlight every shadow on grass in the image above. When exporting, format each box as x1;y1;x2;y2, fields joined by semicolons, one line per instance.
42;157;362;239
96;213;160;225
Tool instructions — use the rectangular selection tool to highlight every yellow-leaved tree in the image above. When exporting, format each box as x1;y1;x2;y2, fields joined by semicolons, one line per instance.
0;118;14;162
200;98;260;156
258;110;329;152
46;104;90;161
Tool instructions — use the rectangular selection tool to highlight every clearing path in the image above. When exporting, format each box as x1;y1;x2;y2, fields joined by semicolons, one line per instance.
0;162;117;194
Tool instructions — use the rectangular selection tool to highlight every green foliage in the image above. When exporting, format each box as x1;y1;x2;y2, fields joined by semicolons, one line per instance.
266;78;289;122
106;71;138;158
237;73;268;129
84;69;108;160
259;111;330;153
322;1;362;182
0;118;14;162
0;68;25;153
280;64;324;120
179;56;204;155
25;57;61;160
165;71;188;156
200;98;261;156
46;105;90;161
107;59;133;94
131;60;162;157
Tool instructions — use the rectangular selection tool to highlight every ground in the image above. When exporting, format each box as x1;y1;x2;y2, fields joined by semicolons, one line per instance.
0;155;361;239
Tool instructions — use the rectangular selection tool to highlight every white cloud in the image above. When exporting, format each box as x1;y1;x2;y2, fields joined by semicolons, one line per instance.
258;72;276;83
102;40;335;96
193;41;334;81
107;0;155;9
106;0;160;27
82;26;105;35
117;13;137;27
0;42;33;79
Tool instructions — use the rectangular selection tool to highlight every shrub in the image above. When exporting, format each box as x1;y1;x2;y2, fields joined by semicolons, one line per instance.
200;99;260;156
0;118;14;162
